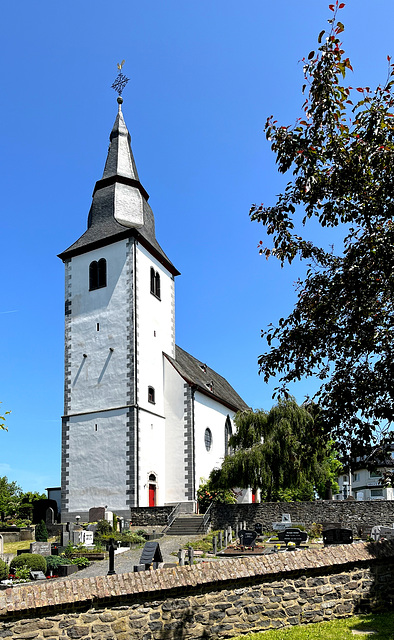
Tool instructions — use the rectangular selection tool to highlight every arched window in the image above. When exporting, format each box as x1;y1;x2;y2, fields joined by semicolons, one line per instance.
149;473;157;482
225;415;233;456
204;428;212;452
150;266;161;299
148;386;155;404
89;258;107;291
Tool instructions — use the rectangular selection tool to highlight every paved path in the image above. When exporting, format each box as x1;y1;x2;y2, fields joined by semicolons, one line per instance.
61;534;204;580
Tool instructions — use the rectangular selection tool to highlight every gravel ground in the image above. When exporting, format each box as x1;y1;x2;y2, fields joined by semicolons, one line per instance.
61;534;205;580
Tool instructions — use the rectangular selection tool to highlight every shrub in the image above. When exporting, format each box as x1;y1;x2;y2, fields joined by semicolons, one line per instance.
70;556;90;568
35;520;48;542
0;558;8;581
46;555;72;571
10;553;46;573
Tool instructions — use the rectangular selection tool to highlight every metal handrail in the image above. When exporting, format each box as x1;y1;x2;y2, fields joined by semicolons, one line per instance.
162;502;181;533
200;501;213;532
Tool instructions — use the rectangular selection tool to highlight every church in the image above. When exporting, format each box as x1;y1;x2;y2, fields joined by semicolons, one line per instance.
58;92;249;522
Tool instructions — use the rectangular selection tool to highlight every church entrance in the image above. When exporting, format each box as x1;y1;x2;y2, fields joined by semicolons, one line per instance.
149;484;156;507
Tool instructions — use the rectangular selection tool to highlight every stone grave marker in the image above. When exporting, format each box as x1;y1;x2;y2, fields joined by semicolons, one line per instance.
89;506;105;522
282;514;291;523
218;531;223;549
278;528;308;547
255;522;263;535
322;528;353;545
239;530;257;549
72;529;84;545
45;507;54;525
371;525;394;541
0;534;3;556
80;530;94;546
139;541;163;569
30;541;51;556
30;570;46;581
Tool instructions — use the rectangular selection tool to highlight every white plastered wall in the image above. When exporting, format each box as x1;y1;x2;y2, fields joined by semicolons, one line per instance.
163;358;186;504
67;408;128;513
68;240;129;414
194;391;236;493
134;243;175;505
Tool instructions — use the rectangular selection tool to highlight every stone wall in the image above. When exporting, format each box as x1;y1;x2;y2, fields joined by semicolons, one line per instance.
211;501;394;534
129;506;173;526
1;541;394;639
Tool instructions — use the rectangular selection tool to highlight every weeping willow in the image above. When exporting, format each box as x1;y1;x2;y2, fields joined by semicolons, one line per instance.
210;397;340;501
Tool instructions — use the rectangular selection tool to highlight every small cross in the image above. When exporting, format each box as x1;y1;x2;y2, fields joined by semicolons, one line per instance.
111;61;129;96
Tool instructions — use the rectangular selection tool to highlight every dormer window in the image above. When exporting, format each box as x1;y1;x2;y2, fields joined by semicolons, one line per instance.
89;259;107;291
148;386;155;404
150;267;161;299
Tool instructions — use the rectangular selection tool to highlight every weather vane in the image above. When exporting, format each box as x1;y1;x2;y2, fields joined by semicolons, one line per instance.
111;60;129;97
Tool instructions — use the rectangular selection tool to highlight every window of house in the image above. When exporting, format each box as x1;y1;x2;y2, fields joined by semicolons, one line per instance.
148;386;155;404
353;473;360;482
150;267;161;299
371;489;383;497
369;470;382;478
89;258;107;291
204;428;212;452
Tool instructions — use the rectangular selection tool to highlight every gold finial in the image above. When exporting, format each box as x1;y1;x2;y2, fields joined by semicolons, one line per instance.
117;59;125;71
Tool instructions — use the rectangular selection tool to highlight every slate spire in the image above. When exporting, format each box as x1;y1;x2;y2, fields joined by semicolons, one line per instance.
102;97;140;182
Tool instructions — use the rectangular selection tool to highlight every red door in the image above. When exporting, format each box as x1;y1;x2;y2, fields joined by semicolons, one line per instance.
149;484;156;507
252;489;256;503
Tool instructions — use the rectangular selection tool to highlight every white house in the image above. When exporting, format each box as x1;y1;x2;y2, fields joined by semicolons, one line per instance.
335;452;394;501
58;96;249;521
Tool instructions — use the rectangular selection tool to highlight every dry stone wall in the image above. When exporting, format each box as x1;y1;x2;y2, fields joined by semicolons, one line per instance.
211;501;394;534
1;542;394;639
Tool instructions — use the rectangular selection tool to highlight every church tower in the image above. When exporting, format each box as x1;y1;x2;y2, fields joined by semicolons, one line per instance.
58;94;180;521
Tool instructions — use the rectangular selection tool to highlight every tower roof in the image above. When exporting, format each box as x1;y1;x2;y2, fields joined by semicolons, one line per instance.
58;98;180;276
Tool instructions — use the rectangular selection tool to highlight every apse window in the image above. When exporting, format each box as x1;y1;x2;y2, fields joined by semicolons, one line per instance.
204;428;212;452
148;386;155;404
89;258;107;291
150;267;161;299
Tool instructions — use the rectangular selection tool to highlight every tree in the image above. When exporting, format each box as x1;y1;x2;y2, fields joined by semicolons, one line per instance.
0;476;22;519
209;398;341;501
35;519;48;542
250;1;394;453
197;478;237;513
0;403;10;431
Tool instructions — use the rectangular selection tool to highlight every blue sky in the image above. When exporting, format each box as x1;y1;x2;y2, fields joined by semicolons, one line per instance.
1;1;393;493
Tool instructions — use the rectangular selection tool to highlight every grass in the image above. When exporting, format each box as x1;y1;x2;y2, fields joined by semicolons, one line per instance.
3;537;57;555
230;613;394;640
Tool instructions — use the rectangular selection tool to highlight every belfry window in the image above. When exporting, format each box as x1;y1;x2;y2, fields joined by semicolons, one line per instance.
89;259;107;291
150;267;161;299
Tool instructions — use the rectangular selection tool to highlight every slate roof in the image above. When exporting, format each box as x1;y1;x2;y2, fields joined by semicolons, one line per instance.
165;345;250;413
58;99;179;276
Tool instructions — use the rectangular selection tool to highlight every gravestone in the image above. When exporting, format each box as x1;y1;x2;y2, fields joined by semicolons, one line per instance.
278;528;308;547
371;525;394;541
255;523;263;535
30;570;46;581
188;546;194;565
80;530;94;546
322;528;353;545
139;541;163;569
0;534;3;555
239;530;257;549
282;514;291;523
178;549;185;566
72;529;84;545
30;541;51;556
89;506;105;522
45;507;54;526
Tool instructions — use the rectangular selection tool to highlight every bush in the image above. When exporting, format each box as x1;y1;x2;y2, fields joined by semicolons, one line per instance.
70;556;90;568
0;558;8;580
46;555;72;571
35;520;48;542
10;553;46;573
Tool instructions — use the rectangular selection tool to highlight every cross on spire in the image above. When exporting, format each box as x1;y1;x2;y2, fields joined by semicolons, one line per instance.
111;60;129;97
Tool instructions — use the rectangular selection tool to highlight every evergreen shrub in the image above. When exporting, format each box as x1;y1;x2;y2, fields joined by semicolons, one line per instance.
10;553;47;573
35;520;48;542
0;558;8;580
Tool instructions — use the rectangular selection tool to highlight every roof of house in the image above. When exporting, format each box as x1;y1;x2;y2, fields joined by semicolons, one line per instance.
58;99;180;277
165;345;250;413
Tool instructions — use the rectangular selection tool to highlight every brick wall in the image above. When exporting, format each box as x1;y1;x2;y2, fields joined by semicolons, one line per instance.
211;501;394;534
1;542;394;639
